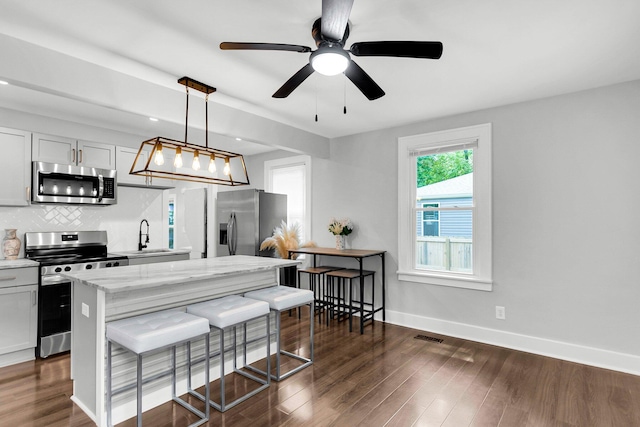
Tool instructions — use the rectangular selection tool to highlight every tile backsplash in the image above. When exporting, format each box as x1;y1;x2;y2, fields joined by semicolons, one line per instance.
0;187;165;258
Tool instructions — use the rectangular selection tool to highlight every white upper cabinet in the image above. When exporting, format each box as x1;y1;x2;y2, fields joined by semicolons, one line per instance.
0;127;32;206
32;133;115;170
78;140;116;169
116;146;175;188
116;146;148;186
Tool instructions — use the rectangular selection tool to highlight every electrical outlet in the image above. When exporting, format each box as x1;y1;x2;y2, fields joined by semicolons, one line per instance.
495;306;506;320
82;302;90;318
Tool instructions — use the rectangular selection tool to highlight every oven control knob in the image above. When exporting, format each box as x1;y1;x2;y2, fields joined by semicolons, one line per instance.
105;262;112;268
64;266;71;272
114;262;120;266
85;264;93;270
55;267;62;273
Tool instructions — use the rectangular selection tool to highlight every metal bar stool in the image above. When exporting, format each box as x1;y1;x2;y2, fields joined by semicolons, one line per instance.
106;310;211;427
244;286;314;381
297;266;342;322
325;269;376;333
187;295;271;412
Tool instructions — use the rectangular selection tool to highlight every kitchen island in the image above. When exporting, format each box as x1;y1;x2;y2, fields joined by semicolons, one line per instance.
64;255;298;427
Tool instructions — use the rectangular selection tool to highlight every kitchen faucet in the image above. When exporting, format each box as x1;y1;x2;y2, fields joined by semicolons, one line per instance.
138;219;149;251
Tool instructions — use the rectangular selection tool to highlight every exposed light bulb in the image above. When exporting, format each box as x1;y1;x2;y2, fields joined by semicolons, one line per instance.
192;150;201;170
79;187;85;196
154;142;165;165
52;185;59;194
174;146;183;168
66;185;72;195
223;158;231;176
208;155;217;173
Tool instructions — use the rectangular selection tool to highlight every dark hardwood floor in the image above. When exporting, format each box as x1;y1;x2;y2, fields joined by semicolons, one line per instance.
2;310;640;427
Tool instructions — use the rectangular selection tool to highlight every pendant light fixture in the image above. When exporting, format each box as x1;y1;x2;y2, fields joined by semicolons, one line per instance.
130;77;250;186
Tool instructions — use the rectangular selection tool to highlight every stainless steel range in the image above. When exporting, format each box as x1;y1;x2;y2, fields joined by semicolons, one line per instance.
25;231;129;358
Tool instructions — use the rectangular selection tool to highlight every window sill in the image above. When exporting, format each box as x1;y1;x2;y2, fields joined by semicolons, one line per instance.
397;270;493;291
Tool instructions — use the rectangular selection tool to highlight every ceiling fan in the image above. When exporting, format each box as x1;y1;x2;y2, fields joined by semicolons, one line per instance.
220;0;443;101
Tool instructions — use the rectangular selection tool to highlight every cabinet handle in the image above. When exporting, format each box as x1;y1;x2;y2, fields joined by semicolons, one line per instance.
79;149;83;163
32;290;37;306
0;276;16;281
72;148;76;163
26;186;31;201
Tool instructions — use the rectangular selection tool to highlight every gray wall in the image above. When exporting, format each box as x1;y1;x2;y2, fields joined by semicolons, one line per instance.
300;79;640;373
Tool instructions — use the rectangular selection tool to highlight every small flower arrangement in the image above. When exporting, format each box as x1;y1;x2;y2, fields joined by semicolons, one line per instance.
328;217;353;236
260;221;316;259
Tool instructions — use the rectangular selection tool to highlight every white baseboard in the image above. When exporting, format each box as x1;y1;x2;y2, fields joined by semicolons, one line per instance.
0;348;34;368
385;310;640;377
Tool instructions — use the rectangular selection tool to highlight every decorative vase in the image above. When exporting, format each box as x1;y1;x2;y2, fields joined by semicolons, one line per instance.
335;235;345;250
2;229;21;260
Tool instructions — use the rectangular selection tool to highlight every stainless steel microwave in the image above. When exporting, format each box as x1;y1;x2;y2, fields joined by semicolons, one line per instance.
32;161;117;205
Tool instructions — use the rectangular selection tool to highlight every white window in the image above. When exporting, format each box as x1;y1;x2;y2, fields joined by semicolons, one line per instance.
264;155;312;243
398;123;492;291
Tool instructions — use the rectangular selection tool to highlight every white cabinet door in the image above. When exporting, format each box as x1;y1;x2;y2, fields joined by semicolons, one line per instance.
0;127;31;206
116;146;175;188
32;133;76;165
0;285;38;355
77;140;115;169
33;133;115;169
116;146;148;186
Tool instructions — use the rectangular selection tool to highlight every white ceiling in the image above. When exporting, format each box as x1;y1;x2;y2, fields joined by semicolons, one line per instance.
1;0;640;144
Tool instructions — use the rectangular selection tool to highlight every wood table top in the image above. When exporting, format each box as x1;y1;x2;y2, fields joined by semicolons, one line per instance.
288;247;386;258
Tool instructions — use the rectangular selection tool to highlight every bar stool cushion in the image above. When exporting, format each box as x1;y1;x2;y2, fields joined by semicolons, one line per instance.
187;295;270;329
245;286;313;311
106;310;210;354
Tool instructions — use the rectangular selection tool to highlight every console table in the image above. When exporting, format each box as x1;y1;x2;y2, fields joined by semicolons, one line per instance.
288;247;386;333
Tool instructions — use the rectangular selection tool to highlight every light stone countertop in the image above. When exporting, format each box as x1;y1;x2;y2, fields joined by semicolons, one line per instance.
110;248;191;259
0;259;39;270
62;255;298;293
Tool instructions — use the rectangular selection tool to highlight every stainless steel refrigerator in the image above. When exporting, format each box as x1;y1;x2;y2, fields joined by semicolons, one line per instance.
216;189;287;257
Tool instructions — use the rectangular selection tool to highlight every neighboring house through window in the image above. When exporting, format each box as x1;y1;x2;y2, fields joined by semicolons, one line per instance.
398;123;492;291
421;203;440;236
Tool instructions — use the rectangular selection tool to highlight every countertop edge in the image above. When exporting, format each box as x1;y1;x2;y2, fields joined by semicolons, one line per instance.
62;256;299;293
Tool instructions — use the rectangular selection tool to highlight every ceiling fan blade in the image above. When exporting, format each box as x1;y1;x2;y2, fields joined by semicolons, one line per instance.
344;60;385;100
321;0;354;42
350;41;443;59
272;63;315;98
220;42;312;53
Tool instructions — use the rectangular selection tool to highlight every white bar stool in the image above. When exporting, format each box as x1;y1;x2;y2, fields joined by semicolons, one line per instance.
187;295;271;412
106;310;211;427
244;286;314;381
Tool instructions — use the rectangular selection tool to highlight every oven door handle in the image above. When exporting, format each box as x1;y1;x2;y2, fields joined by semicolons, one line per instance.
42;275;70;286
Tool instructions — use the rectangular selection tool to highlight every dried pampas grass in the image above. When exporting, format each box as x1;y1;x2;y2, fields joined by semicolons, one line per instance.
260;221;316;259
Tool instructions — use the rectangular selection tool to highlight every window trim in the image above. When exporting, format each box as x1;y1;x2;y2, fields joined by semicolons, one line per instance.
264;155;312;244
398;123;492;291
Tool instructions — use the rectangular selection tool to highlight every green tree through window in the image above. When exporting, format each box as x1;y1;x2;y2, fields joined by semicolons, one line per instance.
417;150;473;187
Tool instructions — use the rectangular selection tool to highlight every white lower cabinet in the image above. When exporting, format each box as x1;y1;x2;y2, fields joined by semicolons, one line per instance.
0;284;38;366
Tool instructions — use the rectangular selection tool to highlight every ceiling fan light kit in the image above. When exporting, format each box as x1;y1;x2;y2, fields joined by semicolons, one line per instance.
310;46;350;76
130;76;250;186
220;0;443;101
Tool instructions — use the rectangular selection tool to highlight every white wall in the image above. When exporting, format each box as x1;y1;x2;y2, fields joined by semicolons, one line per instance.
268;80;640;374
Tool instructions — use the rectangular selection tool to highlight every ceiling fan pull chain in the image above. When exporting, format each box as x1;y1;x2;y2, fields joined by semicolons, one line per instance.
343;74;347;115
315;86;319;122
